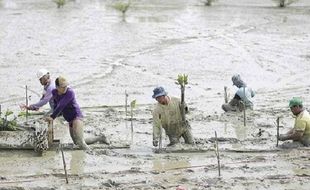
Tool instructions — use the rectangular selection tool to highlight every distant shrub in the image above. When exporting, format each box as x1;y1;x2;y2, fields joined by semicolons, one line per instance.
272;0;299;7
112;0;131;20
54;0;66;8
205;0;216;6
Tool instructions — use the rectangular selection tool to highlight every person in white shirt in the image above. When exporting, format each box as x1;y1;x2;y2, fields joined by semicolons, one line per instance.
222;74;255;112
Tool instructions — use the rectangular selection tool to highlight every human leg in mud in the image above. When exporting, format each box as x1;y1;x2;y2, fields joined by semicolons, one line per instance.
69;119;110;149
222;98;241;112
69;118;90;150
181;121;194;144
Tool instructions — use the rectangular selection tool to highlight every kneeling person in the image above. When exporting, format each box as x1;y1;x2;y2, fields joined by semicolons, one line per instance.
222;74;255;112
152;86;193;147
278;97;310;147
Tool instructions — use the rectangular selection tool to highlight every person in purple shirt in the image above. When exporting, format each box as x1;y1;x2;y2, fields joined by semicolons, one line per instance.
20;69;55;113
45;76;90;150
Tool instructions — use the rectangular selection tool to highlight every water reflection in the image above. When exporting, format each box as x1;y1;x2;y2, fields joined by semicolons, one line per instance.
152;158;190;171
70;150;86;174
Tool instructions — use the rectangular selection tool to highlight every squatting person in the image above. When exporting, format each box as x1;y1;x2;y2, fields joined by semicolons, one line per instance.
222;74;255;112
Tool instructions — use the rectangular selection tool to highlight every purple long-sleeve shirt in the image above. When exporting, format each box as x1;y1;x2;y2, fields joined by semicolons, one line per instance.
50;87;83;122
30;81;55;110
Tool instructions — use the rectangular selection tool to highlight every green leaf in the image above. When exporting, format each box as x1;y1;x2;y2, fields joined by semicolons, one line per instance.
5;110;13;117
130;100;136;108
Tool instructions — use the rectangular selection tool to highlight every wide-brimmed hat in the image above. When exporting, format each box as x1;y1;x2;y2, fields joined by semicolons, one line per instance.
289;97;303;108
152;86;167;99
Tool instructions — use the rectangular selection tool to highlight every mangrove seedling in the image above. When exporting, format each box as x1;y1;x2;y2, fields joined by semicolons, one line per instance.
112;0;131;21
0;109;18;131
176;74;188;128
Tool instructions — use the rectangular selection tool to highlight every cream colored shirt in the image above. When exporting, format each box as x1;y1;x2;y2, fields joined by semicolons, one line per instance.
152;96;185;141
294;109;310;144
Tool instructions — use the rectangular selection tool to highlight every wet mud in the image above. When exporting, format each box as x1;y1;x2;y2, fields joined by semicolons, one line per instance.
1;0;310;189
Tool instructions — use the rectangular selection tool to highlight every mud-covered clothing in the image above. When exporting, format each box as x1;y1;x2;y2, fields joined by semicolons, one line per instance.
50;87;83;122
222;86;255;112
29;82;55;111
293;110;310;146
152;96;193;144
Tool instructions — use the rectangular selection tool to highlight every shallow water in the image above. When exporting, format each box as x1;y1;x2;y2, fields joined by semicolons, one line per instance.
1;0;310;189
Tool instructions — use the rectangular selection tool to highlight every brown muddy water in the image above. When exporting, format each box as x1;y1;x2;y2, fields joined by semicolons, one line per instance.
1;0;310;189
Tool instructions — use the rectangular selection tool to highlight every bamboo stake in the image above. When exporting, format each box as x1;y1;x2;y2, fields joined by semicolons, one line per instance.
60;144;69;184
130;100;136;144
214;131;221;177
243;87;246;127
224;86;228;103
125;90;128;128
158;114;162;152
25;85;29;124
131;105;133;143
276;117;280;147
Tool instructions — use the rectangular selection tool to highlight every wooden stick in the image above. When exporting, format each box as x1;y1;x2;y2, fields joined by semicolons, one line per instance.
276;117;280;147
0;104;2;118
130;105;133;143
25;85;29;124
125;90;128;128
243;87;246;127
224;86;228;103
158;114;162;152
214;131;221;177
60;144;69;184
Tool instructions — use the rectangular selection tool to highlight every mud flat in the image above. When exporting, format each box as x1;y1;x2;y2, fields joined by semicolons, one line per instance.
1;0;310;189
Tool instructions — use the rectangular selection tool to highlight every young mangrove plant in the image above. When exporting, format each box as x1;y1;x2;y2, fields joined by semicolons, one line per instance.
0;109;18;131
54;0;66;8
112;0;131;21
176;74;188;128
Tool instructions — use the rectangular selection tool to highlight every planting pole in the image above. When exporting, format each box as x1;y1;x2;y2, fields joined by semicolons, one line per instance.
25;85;29;124
60;144;69;184
214;131;221;177
276;117;280;147
243;87;246;127
125;90;128;128
158;114;162;152
130;100;136;144
131;105;133;143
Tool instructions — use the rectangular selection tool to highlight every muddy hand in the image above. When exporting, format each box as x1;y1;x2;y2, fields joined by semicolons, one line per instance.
19;103;27;110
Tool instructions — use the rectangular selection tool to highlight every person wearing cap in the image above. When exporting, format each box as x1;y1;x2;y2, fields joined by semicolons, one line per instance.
152;86;194;147
20;69;55;112
222;74;255;112
278;97;310;147
45;76;90;150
